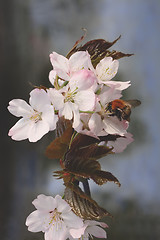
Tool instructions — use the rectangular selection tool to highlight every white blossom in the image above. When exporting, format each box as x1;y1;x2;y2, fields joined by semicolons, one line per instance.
8;89;58;142
26;194;84;240
95;56;130;90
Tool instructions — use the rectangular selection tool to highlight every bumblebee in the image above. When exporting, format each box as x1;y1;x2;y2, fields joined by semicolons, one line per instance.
106;99;141;121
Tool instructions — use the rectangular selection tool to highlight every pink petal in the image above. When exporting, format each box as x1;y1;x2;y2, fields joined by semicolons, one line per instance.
87;225;107;238
107;132;134;153
69;225;86;238
106;80;131;90
49;70;57;86
29;89;51;112
69;69;97;91
99;86;122;106
103;116;127;136
32;194;57;211
8;99;33;117
69;51;93;73
50;52;70;81
28;120;50;142
8;118;32;141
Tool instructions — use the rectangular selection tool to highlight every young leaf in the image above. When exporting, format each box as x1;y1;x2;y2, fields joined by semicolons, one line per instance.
45;118;73;159
64;184;112;220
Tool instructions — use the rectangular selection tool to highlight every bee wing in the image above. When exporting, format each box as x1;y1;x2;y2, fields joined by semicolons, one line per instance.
126;100;141;108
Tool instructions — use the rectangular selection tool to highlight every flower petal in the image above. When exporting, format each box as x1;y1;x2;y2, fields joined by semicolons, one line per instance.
32;194;57;211
28;120;50;142
106;80;131;90
88;113;102;136
26;210;46;232
87;225;107;238
107;132;134;153
69;69;97;91
29;89;51;112
96;57;119;82
75;90;95;111
47;88;64;110
42;105;58;131
102;116;128;136
60;102;73;120
69;225;86;239
49;70;57;86
55;195;71;213
8;118;32;141
8;99;33;117
99;86;122;106
50;52;70;81
69;51;93;73
45;222;68;240
63;211;83;229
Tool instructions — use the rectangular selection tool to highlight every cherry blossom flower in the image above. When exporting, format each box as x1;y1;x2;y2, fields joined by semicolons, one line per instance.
88;86;128;136
49;51;93;84
8;89;58;142
48;69;97;128
69;220;108;240
26;194;84;240
95;56;130;90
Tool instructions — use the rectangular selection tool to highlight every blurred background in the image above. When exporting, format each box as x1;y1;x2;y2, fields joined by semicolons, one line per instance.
1;0;160;239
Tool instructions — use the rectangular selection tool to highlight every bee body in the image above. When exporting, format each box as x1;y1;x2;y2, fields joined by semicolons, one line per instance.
106;99;141;121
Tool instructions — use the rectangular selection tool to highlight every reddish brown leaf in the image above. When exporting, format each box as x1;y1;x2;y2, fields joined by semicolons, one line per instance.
107;50;133;60
66;28;87;59
66;35;133;68
45;118;73;159
54;143;120;187
64;184;112;220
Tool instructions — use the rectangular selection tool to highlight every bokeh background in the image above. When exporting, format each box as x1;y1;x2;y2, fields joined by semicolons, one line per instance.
1;0;160;239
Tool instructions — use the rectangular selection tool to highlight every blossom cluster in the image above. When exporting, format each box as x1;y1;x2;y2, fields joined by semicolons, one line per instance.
8;50;133;152
26;194;108;240
8;35;140;240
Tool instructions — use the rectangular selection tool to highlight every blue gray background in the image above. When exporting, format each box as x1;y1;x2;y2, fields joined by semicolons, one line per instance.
1;0;160;239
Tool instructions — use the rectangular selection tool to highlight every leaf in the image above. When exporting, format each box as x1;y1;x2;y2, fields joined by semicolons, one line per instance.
54;143;120;186
106;50;133;60
78;35;121;58
70;133;121;151
64;184;112;220
45;117;73;159
66;34;133;68
66;28;87;59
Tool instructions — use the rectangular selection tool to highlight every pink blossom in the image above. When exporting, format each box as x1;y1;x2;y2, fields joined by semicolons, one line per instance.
48;69;97;128
49;51;93;84
69;220;108;240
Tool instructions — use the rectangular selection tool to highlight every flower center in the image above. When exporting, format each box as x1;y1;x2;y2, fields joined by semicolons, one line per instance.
64;87;78;103
49;209;63;229
30;111;42;123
